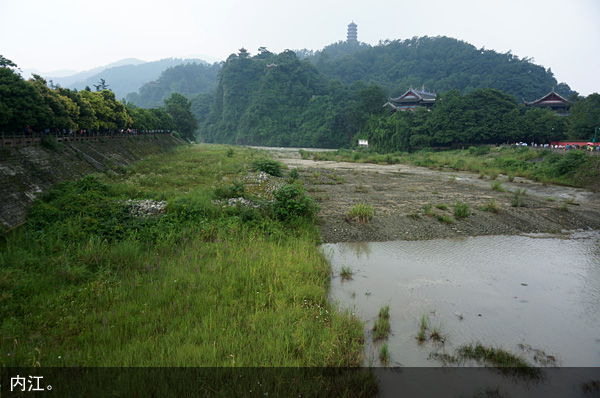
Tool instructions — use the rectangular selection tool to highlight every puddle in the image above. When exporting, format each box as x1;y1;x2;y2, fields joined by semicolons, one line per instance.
323;231;600;368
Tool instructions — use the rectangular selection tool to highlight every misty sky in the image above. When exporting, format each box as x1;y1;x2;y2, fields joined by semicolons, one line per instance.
1;0;598;96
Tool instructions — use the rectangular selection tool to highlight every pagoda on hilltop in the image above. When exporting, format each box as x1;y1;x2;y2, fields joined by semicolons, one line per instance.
384;86;436;112
347;22;357;43
524;89;571;116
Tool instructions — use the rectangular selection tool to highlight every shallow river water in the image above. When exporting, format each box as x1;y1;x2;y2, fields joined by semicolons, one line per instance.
323;231;600;368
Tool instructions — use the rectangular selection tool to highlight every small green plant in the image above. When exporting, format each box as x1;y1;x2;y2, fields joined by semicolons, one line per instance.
435;204;448;211
429;324;446;344
354;184;368;193
379;304;390;320
487;170;500;180
491;181;505;192
347;202;375;223
416;315;429;343
436;214;454;224
41;135;62;150
453;200;470;219
226;148;235;157
511;188;527;207
373;304;391;341
328;172;344;184
422;203;434;216
340;266;353;281
379;343;390;365
481;199;499;213
288;168;300;181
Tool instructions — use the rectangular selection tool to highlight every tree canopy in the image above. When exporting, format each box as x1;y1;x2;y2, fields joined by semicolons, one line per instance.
0;56;191;138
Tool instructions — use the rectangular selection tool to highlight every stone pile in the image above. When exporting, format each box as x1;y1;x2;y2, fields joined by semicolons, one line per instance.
125;199;168;217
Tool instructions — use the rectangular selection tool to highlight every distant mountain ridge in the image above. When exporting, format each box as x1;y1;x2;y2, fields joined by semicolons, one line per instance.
43;58;146;86
42;58;211;100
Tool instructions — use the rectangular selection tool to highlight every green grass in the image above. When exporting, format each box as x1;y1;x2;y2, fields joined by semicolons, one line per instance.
436;214;454;224
431;343;543;381
511;188;528;207
453;200;470;219
481;199;500;213
379;343;389;365
347;202;375;223
416;315;429;343
372;304;391;342
340;266;353;281
491;181;505;192
304;147;600;191
0;145;377;394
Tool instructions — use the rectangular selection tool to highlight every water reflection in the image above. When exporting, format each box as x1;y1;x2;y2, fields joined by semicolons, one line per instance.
324;231;600;368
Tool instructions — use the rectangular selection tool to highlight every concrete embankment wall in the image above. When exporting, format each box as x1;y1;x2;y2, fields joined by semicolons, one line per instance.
0;135;184;230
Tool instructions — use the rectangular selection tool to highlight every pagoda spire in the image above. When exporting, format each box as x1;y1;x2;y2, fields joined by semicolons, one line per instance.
347;21;357;43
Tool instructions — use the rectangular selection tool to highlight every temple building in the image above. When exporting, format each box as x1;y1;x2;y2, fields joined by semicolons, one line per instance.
347;22;357;43
524;90;571;116
384;86;436;112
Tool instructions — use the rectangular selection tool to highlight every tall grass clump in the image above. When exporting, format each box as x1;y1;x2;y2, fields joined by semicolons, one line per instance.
347;202;375;223
372;304;391;341
511;188;527;207
379;343;390;365
453;200;470;219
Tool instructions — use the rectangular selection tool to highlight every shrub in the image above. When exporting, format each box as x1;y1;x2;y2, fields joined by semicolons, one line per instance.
41;135;62;150
273;184;320;221
215;180;244;199
452;159;467;171
288;168;300;181
251;159;284;177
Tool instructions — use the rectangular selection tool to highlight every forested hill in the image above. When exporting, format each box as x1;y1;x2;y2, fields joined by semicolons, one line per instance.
308;36;574;100
126;62;221;109
201;48;382;147
200;37;577;148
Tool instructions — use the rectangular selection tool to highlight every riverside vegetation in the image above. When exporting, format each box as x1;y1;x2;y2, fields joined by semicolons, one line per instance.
304;145;600;191
0;145;377;395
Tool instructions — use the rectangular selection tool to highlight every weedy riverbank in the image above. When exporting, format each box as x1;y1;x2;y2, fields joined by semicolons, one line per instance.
0;145;377;395
304;145;600;191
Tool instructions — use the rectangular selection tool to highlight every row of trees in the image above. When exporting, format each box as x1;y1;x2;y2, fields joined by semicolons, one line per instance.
0;56;198;141
360;89;600;152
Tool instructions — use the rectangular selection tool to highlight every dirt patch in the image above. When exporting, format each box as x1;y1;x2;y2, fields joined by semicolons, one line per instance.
269;148;600;243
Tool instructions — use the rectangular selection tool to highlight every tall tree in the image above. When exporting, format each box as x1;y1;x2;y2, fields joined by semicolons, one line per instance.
164;92;198;141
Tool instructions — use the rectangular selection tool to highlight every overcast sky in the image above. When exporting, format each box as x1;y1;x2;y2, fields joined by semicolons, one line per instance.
1;0;598;96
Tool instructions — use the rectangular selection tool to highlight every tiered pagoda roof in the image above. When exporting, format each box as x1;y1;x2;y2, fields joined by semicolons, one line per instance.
524;90;571;115
384;86;436;112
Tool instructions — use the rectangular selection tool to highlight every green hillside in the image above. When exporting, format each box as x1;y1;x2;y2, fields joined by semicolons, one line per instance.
307;36;574;100
126;62;221;109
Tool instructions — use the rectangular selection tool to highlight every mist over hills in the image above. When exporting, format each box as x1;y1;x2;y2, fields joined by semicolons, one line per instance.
54;58;212;100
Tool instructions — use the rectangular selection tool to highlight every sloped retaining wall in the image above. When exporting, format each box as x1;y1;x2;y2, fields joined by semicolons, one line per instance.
0;134;184;230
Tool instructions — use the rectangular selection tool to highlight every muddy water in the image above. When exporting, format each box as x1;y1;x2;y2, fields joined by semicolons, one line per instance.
323;231;600;368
